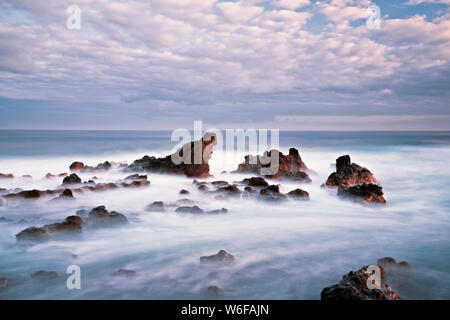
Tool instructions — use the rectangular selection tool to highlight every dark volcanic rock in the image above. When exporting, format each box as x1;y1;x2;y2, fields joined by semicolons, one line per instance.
86;206;128;227
70;162;85;171
70;161;112;172
31;270;58;280
321;265;402;300
324;155;376;188
175;205;204;214
242;177;269;187
259;185;286;201
63;173;81;185
338;183;386;204
179;189;189;194
235;148;311;182
207;208;228;214
0;173;14;179
200;250;235;266
127;132;217;178
16;216;83;241
216;184;241;195
45;172;68;179
125;174;148;180
287;188;309;200
146;201;166;212
211;180;228;186
59;189;74;198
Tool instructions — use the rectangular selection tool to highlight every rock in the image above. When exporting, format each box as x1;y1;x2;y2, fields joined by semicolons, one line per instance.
59;189;74;198
244;186;254;193
70;162;85;171
175;198;195;206
207;208;228;214
175;205;204;214
200;250;235;266
216;184;241;195
235;148;311;182
0;173;14;179
207;285;223;297
321;265;402;300
146;201;166;212
86;206;128;227
324;155;376;188
211;180;228;186
259;185;286;201
113;269;137;277
179;189;189;194
198;184;209;191
127;132;217;178
31;270;58;280
45;172;68;179
24;189;42;199
63;173;81;185
287;188;310;200
22;175;32;178
16;216;83;241
377;257;410;273
338;183;386;204
125;174;147;180
242;177;269;187
76;209;89;218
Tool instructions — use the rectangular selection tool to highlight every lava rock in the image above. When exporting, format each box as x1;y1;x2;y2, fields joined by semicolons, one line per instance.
179;189;189;194
63;174;81;185
207;285;223;297
31;270;58;280
146;201;166;212
242;177;269;187
287;188;310;200
113;269;137;278
338;183;386;204
324;155;377;188
86;205;128;227
175;205;204;214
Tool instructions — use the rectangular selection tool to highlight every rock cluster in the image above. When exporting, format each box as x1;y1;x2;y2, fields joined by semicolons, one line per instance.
69;161;112;172
200;250;235;266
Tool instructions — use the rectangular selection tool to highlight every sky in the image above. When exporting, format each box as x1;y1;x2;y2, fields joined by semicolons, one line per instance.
0;0;449;130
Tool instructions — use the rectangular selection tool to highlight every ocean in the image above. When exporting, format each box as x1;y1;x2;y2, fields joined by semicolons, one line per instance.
0;130;449;299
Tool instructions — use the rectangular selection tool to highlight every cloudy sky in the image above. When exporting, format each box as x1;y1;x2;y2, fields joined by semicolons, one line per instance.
0;0;449;130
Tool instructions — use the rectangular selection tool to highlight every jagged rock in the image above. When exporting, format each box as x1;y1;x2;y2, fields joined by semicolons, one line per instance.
338;183;386;204
321;265;402;300
63;173;81;185
207;285;223;297
113;269;137;278
242;177;269;187
235;148;311;182
16;216;83;241
86;206;128;228
127;133;217;178
175;205;204;214
179;189;189;194
200;250;235;266
0;173;14;179
31;270;58;280
324;155;376;188
287;188;309;200
146;201;166;212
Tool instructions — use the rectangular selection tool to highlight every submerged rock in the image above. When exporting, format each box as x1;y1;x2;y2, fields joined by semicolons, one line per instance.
86;205;128;228
59;189;74;198
146;201;166;212
127;132;217;178
338;183;386;204
377;257;410;274
70;161;112;172
175;205;205;214
125;174;147;180
242;177;269;187
113;269;137;278
179;189;189;194
235;148;311;182
45;172;68;179
0;173;14;179
259;185;286;201
321;265;402;300
207;285;223;297
31;270;58;280
200;250;235;266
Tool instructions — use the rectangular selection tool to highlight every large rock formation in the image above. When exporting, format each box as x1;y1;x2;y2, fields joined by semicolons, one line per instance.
234;148;311;182
200;250;235;266
321;265;402;300
324;155;385;204
324;155;376;188
127;133;217;178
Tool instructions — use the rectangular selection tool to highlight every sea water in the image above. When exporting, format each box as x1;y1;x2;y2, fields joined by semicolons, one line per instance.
0;130;449;299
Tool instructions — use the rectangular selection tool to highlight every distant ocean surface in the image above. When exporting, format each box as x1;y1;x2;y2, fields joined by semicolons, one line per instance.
0;130;449;299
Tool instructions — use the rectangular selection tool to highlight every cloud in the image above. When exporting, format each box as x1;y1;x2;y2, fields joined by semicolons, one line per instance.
406;0;450;5
273;0;310;10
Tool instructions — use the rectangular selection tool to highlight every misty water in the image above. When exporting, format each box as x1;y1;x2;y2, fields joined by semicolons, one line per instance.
0;130;449;299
